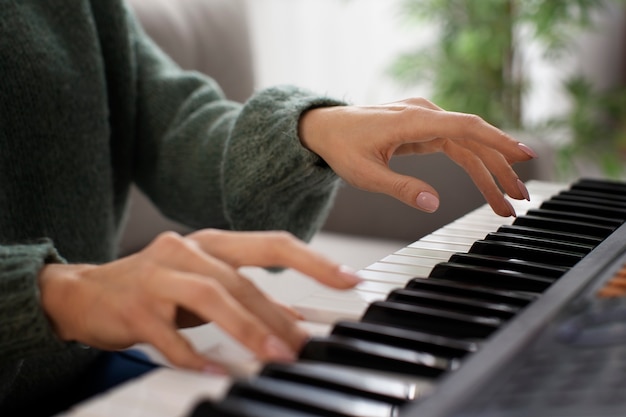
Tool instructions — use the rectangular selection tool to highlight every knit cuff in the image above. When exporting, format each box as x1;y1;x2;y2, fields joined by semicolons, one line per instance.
222;85;347;242
0;239;68;362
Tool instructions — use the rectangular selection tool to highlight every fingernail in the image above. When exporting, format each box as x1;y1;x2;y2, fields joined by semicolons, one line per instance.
338;265;363;285
518;142;538;158
517;179;530;201
416;192;440;212
264;335;296;362
202;363;228;375
504;199;517;217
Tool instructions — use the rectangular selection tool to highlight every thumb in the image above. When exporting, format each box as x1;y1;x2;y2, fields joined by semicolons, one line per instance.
367;164;440;213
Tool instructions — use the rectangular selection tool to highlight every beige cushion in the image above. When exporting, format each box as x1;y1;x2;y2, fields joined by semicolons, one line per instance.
127;0;255;102
120;0;254;254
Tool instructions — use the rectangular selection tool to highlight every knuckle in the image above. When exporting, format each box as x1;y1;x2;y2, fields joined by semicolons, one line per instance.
229;275;260;301
273;230;298;246
461;113;486;130
390;177;414;198
149;231;187;253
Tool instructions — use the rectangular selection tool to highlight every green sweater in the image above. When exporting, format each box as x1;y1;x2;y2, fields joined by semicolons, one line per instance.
0;0;343;411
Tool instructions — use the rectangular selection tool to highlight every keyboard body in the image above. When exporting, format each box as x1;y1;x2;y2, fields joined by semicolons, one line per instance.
59;178;626;417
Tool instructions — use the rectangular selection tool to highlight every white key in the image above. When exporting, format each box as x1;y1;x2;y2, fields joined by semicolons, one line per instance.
60;369;231;417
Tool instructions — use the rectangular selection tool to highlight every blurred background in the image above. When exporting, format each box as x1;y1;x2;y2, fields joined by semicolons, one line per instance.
124;0;626;261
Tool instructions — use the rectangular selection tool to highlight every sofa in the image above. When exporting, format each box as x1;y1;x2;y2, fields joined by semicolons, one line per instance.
122;0;548;257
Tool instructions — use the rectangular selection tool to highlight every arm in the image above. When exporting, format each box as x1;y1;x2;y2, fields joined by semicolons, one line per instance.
125;10;344;241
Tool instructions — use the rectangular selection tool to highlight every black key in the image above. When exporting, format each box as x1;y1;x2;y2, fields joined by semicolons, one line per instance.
260;362;414;405
496;224;603;247
298;335;453;378
362;301;501;339
189;398;321;417
406;276;537;307
539;200;626;221
514;215;616;239
470;240;583;268
429;262;554;293
553;193;626;210
332;320;477;359
227;376;398;417
387;288;519;319
513;215;615;239
448;252;568;279
558;189;626;204
572;178;626;195
484;232;593;255
525;208;622;228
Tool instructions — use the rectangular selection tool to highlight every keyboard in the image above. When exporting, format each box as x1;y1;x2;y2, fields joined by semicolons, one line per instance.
59;178;626;417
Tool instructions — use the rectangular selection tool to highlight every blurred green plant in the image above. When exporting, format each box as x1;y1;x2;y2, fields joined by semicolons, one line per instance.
390;0;626;177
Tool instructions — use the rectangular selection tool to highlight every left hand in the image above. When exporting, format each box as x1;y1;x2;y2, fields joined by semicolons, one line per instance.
299;97;537;217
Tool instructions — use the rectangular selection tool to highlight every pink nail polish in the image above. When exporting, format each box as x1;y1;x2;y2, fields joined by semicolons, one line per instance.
504;199;517;217
264;335;296;362
518;142;538;158
517;179;530;201
338;265;363;285
416;192;439;212
202;363;228;375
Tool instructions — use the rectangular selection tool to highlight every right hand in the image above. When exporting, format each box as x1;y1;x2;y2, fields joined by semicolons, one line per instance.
38;229;361;371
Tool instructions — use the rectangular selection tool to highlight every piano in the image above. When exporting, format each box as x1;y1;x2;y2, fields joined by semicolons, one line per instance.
59;178;626;417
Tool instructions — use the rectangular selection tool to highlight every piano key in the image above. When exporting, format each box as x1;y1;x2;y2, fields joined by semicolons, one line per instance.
446;252;568;278
331;320;477;359
404;277;537;307
408;240;472;253
469;239;584;267
366;261;435;277
189;397;321;417
392;247;454;261
513;215;615;239
298;335;454;379
226;376;399;417
386;288;519;319
259;361;415;405
571;178;626;194
496;224;603;246
552;193;626;209
361;301;502;339
484;232;594;254
540;200;626;220
357;269;416;282
525;208;623;228
380;254;444;269
429;262;554;293
295;294;372;323
430;226;491;240
425;229;488;245
558;188;626;204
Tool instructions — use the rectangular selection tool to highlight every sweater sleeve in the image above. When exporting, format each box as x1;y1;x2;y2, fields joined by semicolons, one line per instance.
126;7;345;241
0;240;68;363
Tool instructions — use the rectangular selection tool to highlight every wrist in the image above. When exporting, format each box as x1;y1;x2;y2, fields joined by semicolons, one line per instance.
38;264;91;342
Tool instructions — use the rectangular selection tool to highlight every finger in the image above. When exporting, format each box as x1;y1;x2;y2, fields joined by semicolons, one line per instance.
152;269;298;362
144;233;309;349
395;108;536;163
136;313;213;371
440;140;516;217
188;229;362;289
349;159;441;213
457;139;530;201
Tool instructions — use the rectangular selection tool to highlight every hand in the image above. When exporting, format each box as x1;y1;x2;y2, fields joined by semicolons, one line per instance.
38;230;361;371
299;98;537;217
